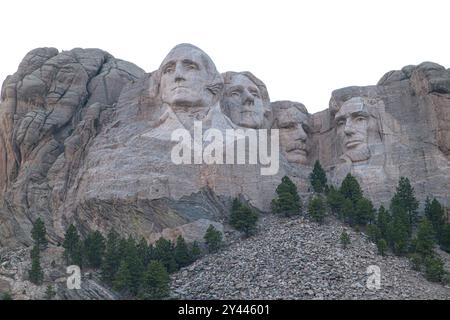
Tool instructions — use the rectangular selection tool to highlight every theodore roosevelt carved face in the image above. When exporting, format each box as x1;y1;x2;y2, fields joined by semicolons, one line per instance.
272;101;311;165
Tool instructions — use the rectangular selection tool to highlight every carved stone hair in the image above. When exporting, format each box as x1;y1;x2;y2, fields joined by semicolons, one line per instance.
222;71;270;104
152;43;224;100
221;71;272;126
271;100;308;114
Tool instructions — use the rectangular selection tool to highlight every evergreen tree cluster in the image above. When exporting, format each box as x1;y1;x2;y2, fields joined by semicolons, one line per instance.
61;224;211;299
322;173;375;227
230;198;259;237
203;225;223;253
304;163;449;285
309;160;328;194
341;177;450;284
308;195;327;224
271;176;302;217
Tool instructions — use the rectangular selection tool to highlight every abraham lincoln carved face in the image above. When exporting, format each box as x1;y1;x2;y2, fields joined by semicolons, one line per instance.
334;97;377;162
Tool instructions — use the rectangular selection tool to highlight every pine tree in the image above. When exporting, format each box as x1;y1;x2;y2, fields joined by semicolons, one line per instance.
123;237;145;296
28;221;45;286
377;239;388;256
424;256;446;282
83;231;105;269
190;241;202;262
44;285;56;300
308;195;326;224
137;237;150;267
342;198;354;225
339;173;363;205
28;246;44;285
389;205;410;256
425;198;446;242
326;185;346;219
1;292;12;300
354;197;375;226
204;225;223;253
271;176;301;217
414;218;436;258
31;217;48;249
231;197;241;213
154;237;178;273
140;260;170;299
439;223;450;253
230;198;259;237
113;260;131;293
309;160;327;193
376;205;391;241
391;177;419;230
340;230;351;249
101;229;121;284
366;224;380;243
174;236;192;268
63;224;82;267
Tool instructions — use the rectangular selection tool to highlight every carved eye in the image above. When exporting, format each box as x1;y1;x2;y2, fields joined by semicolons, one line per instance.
281;123;295;129
231;91;241;97
163;66;174;74
250;91;260;98
337;119;345;126
356;116;366;122
183;61;199;71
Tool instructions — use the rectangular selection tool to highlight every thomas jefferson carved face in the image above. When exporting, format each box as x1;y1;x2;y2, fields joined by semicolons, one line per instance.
221;72;270;129
272;102;311;165
334;97;371;162
158;44;222;109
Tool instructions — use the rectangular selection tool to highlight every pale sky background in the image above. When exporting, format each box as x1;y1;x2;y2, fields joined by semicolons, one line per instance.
1;0;449;113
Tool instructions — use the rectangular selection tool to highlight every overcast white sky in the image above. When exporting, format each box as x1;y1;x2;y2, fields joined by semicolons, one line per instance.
1;0;449;113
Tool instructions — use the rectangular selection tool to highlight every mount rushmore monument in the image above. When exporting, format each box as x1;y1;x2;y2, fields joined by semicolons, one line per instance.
0;43;448;247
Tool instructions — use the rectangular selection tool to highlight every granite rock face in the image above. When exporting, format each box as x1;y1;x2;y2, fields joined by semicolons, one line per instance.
0;48;145;245
313;62;450;208
0;45;448;250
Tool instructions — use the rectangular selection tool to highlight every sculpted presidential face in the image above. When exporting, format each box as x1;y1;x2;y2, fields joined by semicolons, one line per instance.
334;97;372;162
221;72;270;129
158;44;222;109
272;102;311;165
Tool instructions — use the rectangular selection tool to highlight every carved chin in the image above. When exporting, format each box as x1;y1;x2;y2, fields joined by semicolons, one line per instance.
286;151;309;165
238;118;261;129
164;89;208;108
344;144;371;162
233;112;264;129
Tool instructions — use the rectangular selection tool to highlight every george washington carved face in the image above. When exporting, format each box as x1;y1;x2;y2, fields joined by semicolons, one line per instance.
158;44;223;109
221;72;271;129
272;101;311;165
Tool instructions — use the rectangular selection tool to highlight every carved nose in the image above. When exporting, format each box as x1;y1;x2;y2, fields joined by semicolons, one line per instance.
296;126;307;141
243;91;254;106
344;120;355;135
174;64;185;83
174;75;185;83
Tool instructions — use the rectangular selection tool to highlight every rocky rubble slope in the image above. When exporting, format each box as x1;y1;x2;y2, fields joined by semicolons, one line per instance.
170;215;450;300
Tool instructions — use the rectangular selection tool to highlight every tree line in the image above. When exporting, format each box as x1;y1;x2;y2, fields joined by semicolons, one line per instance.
28;219;224;299
307;160;450;283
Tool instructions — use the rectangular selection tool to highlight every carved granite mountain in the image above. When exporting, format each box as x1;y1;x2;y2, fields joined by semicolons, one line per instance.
313;62;449;208
0;45;448;249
